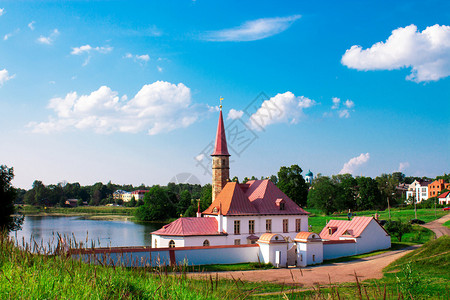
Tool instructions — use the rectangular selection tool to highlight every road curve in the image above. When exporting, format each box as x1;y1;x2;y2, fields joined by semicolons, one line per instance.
420;212;450;238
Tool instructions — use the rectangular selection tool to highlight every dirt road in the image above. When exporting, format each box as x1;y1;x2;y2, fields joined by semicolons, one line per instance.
421;212;450;238
192;246;417;287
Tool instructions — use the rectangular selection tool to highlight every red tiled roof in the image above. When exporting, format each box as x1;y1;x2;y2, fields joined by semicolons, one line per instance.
151;217;224;236
132;190;149;194
203;180;309;216
438;191;450;198
203;182;259;215
211;110;230;156
319;217;376;240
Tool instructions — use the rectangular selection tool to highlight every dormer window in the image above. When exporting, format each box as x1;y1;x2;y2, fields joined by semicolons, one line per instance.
276;198;286;210
328;227;337;235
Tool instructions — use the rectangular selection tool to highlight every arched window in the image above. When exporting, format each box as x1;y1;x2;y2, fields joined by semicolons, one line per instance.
169;240;175;248
203;240;210;247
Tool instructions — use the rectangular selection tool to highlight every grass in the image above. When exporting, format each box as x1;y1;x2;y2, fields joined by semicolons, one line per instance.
190;262;274;272
21;205;136;216
444;220;450;228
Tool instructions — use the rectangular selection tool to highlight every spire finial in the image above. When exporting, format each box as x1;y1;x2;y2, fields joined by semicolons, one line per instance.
219;96;224;110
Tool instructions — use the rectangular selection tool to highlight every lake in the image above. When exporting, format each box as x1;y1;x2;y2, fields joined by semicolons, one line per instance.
9;216;164;249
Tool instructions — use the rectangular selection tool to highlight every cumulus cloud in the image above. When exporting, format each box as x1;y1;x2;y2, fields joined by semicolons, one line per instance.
342;24;450;82
0;8;4;16
203;15;301;42
37;29;59;45
28;81;209;135
330;97;355;118
227;109;244;120
71;45;113;55
28;21;35;30
124;53;150;63
248;92;316;130
398;162;410;172
339;153;370;175
0;69;15;86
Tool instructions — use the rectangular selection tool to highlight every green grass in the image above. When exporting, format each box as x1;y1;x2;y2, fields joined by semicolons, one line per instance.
190;262;274;272
21;205;136;216
444;220;450;228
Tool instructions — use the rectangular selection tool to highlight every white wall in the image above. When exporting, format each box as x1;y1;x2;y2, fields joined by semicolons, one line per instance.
296;241;323;267
323;241;356;260
257;242;288;267
175;246;260;266
355;220;391;254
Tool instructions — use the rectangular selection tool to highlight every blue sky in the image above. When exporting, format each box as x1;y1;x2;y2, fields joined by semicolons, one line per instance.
0;0;449;189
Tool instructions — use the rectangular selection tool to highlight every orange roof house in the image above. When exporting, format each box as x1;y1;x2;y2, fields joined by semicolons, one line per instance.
428;179;450;198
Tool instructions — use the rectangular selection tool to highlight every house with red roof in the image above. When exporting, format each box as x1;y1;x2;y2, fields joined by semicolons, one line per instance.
152;107;309;248
438;191;450;205
319;216;391;259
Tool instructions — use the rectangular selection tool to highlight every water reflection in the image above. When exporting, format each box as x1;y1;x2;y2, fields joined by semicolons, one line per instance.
10;216;164;248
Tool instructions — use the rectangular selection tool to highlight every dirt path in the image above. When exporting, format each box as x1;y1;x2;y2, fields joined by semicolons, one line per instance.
420;213;450;238
191;246;417;287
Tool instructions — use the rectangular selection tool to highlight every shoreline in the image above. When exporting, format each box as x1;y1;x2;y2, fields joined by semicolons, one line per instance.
22;212;134;222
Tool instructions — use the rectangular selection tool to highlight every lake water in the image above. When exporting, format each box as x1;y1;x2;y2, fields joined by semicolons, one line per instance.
9;216;164;249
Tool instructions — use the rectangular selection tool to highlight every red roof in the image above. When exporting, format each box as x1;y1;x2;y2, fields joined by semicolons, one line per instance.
319;217;379;240
211;110;230;156
438;191;450;198
152;217;224;236
132;190;149;194
203;179;309;216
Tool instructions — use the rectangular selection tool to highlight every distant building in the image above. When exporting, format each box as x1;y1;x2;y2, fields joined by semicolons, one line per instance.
131;190;149;201
65;199;79;207
438;191;450;205
428;179;450;198
122;192;132;202
406;180;431;203
305;170;313;184
113;190;127;201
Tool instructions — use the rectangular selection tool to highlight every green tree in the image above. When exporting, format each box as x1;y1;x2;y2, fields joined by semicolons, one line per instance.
307;176;337;215
0;165;23;231
128;196;137;207
277;165;308;207
135;186;175;221
384;219;412;242
356;176;383;210
332;174;358;211
177;190;192;215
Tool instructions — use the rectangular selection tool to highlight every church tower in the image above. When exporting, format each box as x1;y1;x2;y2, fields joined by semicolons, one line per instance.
211;105;230;202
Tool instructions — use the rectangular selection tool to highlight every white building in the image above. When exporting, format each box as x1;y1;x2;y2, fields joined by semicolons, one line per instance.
438;191;450;205
131;190;149;201
122;192;132;202
152;108;309;248
406;180;431;203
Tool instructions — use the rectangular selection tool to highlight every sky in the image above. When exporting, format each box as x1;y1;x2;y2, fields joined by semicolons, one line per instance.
0;0;449;189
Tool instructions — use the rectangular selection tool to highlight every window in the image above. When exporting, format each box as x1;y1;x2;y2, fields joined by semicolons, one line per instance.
300;254;303;262
280;202;285;210
169;240;175;248
283;219;288;233
234;239;240;245
313;255;315;262
249;220;255;234
266;219;272;233
203;240;210;247
295;219;301;232
154;240;157;248
234;220;240;235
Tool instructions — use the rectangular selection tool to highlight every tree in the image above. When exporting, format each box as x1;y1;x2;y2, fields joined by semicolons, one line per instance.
384;219;412;242
177;190;192;215
135;186;176;221
0;165;23;231
307;176;337;214
277;165;308;207
332;174;358;211
356;176;383;210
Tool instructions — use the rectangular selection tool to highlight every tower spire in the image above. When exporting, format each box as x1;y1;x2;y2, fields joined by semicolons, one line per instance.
211;99;230;202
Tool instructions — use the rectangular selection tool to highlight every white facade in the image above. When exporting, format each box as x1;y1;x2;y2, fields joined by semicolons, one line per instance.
353;219;391;254
406;180;429;203
122;192;132;202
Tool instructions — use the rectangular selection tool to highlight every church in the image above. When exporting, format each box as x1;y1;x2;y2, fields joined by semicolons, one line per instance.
151;106;310;248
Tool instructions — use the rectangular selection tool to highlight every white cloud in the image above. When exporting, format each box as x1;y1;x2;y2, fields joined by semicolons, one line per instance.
28;81;208;135
37;29;59;45
157;66;163;72
331;97;340;109
71;45;113;55
248;92;316;130
28;21;35;30
203;15;301;42
338;109;350;118
3;29;19;41
398;162;410;172
227;109;244;120
124;53;150;63
342;24;450;82
0;8;5;16
0;69;15;86
344;99;354;108
339;153;370;175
